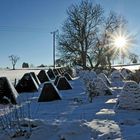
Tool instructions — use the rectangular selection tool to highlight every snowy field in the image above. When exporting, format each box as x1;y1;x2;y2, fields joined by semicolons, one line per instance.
113;64;140;72
0;69;140;140
0;69;40;82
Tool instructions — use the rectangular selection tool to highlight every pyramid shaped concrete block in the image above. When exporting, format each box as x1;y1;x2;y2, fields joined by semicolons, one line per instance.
56;76;72;90
37;70;51;83
57;68;63;75
16;73;39;93
54;75;61;85
30;72;41;86
47;69;55;80
64;72;73;80
98;73;111;86
117;81;140;110
53;68;61;76
38;82;61;102
0;77;18;104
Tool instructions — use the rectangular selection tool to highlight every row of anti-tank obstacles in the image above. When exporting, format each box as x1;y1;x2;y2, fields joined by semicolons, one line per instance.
0;68;73;105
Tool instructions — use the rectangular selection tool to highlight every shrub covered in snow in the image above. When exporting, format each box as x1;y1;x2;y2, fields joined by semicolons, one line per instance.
85;77;112;102
79;70;97;83
79;70;112;102
93;78;112;96
86;81;97;102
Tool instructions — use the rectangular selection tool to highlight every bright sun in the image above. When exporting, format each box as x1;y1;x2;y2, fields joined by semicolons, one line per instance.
114;36;127;48
108;27;135;64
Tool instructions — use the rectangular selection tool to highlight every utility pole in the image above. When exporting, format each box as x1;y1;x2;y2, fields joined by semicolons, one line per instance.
51;30;58;69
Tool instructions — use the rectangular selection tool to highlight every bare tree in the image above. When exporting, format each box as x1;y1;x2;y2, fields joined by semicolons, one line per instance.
58;0;103;69
93;12;126;70
129;53;138;64
9;55;20;70
58;0;127;70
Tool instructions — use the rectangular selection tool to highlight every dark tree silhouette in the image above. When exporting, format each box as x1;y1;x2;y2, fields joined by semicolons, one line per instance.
58;0;127;70
129;53;138;64
93;12;126;70
58;0;103;69
22;62;29;68
9;55;20;70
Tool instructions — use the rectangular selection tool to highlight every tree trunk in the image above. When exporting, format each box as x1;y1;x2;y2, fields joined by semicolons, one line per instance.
94;61;100;70
13;64;15;70
107;56;111;70
82;51;87;69
87;55;94;69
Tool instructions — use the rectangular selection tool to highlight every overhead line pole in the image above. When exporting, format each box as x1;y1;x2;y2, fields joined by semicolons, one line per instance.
51;30;58;69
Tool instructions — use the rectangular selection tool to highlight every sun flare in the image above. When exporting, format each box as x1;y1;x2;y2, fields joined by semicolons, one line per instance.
108;27;135;64
114;36;127;49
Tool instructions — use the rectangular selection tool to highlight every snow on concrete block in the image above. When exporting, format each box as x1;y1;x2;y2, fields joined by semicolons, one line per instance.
98;73;111;86
121;68;132;79
30;72;41;86
117;81;140;110
110;70;124;82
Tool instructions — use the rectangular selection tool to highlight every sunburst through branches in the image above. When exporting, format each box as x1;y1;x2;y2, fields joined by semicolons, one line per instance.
109;27;135;64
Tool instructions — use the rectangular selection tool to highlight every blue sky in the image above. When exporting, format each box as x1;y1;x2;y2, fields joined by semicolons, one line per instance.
0;0;140;68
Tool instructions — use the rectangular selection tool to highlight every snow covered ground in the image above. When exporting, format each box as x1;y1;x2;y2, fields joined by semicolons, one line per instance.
0;69;40;82
0;69;140;140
